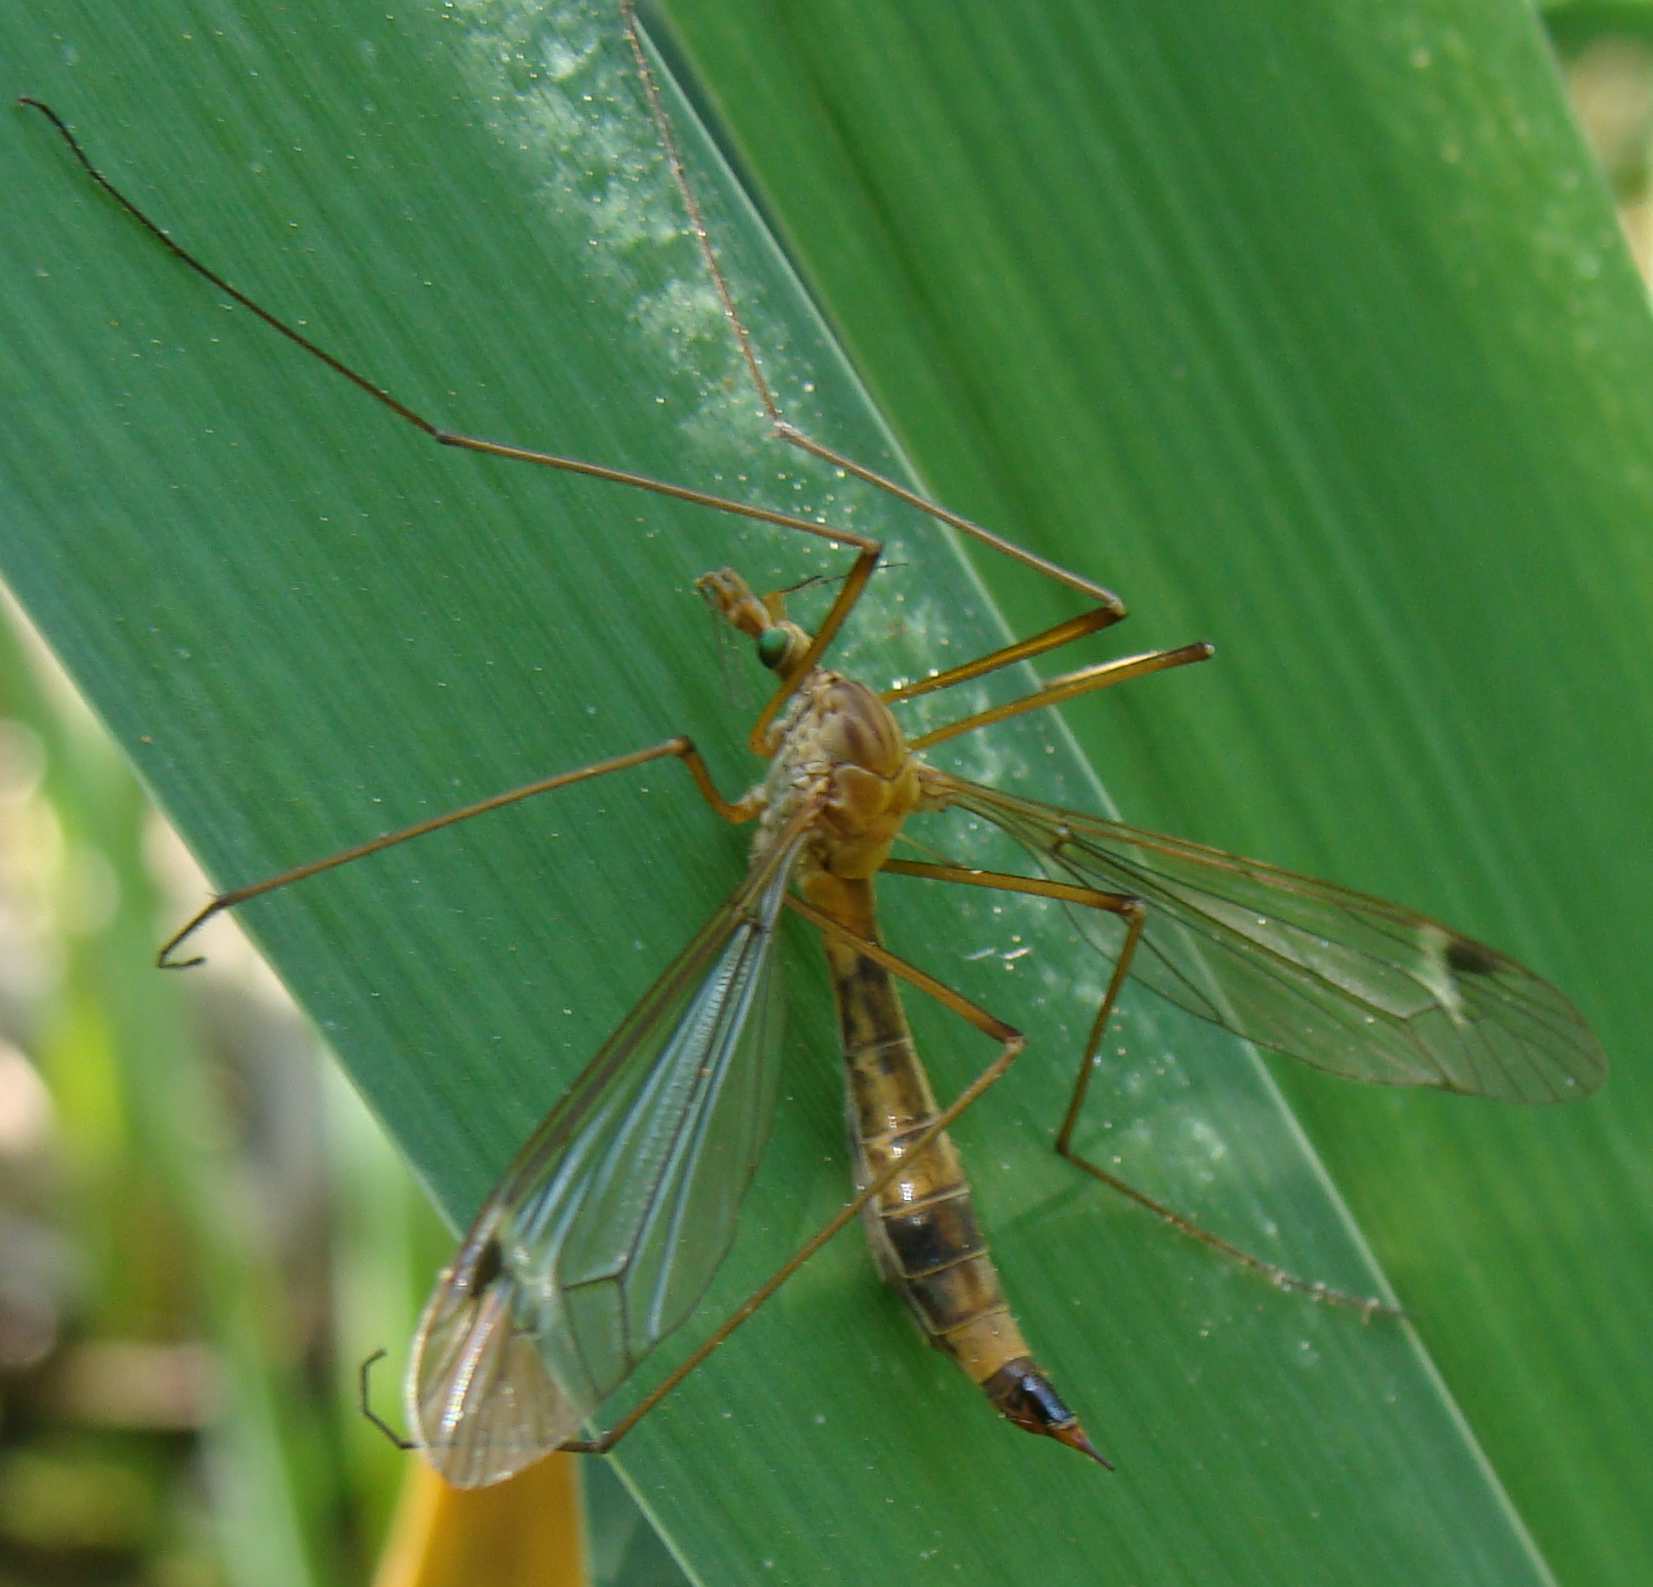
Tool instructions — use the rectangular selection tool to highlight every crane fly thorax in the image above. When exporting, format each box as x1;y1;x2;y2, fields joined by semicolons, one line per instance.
758;668;923;881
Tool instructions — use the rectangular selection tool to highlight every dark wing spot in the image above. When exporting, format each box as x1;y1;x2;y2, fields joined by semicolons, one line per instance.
1445;936;1500;976
470;1236;505;1291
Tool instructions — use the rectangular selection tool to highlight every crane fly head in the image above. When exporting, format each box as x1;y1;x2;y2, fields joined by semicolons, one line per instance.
695;566;814;676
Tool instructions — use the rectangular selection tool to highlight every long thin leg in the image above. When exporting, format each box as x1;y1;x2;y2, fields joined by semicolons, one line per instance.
617;4;1126;620
560;896;1027;1454
881;861;1397;1316
16;96;875;748
13;100;866;561
25;52;1120;739
618;3;1122;618
158;738;755;968
907;641;1216;751
883;607;1124;708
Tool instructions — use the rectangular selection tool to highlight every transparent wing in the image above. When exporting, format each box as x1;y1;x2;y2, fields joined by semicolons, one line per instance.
407;843;800;1486
939;775;1605;1102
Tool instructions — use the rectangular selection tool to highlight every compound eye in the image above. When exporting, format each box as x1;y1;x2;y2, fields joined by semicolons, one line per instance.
757;627;791;670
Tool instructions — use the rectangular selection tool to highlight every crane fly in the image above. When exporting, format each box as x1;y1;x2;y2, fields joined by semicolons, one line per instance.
20;0;1607;1487
143;548;1603;1486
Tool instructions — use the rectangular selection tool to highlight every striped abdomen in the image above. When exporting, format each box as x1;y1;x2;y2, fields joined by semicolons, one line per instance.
807;874;1103;1464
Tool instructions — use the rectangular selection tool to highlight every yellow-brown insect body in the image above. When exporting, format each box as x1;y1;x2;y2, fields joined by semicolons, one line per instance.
755;671;920;881
755;651;1099;1460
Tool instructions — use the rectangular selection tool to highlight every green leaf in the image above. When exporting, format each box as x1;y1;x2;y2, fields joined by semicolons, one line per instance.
3;2;1648;1584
